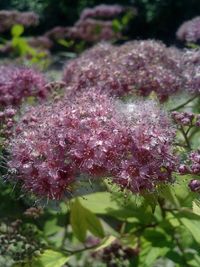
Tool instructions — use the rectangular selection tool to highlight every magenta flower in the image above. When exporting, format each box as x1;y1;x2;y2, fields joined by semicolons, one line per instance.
176;17;200;43
0;10;39;32
0;66;47;107
80;4;125;21
9;90;176;199
178;150;200;176
188;179;200;192
63;40;183;101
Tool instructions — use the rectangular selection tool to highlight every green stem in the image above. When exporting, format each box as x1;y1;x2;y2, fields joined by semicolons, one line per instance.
158;197;166;218
179;126;191;150
170;96;197;112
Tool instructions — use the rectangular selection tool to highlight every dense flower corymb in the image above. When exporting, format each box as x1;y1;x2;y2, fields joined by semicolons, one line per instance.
182;49;200;95
0;10;39;32
176;17;200;43
0;66;47;107
63;40;183;101
9;90;176;199
179;150;200;175
80;4;125;20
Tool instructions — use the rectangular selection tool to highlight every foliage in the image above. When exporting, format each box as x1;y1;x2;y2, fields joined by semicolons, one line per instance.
1;2;200;267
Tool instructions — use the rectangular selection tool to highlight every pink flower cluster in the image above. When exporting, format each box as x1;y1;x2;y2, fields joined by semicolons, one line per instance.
70;19;122;43
44;4;134;45
0;108;16;137
179;150;200;193
9;90;176;199
171;110;200;127
0;66;47;107
0;10;39;32
176;17;200;43
80;4;124;20
179;149;200;176
171;111;194;126
182;49;200;95
63;40;183;101
188;179;200;192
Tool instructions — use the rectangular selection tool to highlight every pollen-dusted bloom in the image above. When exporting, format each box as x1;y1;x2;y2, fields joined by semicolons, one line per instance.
9;90;176;199
176;17;200;43
0;66;47;107
63;40;183;101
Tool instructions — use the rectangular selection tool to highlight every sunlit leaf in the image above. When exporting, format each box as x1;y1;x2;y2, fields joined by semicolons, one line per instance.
11;24;24;37
70;199;87;242
32;250;70;267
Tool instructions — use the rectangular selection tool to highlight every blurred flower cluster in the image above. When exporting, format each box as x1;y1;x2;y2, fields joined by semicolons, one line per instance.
177;16;200;43
44;4;135;47
63;40;185;101
0;10;39;32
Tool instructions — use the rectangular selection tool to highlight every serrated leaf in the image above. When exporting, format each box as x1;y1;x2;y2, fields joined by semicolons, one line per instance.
32;250;69;267
70;199;87;242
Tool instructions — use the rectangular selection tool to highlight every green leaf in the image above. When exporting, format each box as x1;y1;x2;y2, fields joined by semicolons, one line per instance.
139;237;169;267
78;192;153;223
187;253;200;267
70;199;87;242
174;211;200;243
79;192;118;214
32;250;70;267
144;247;169;267
179;217;200;244
11;24;24;37
84;208;104;238
57;39;74;48
112;19;122;32
142;193;157;213
192;200;200;216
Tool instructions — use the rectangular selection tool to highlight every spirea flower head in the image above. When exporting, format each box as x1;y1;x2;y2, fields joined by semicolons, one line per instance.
182;49;200;95
0;10;39;32
9;90;176;199
178;150;200;175
0;66;47;107
44;4;130;45
171;111;194;126
188;179;200;192
176;17;200;43
63;40;183;101
80;4;125;21
72;18;122;42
